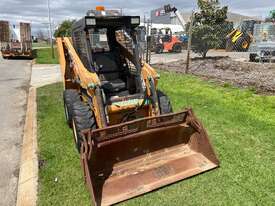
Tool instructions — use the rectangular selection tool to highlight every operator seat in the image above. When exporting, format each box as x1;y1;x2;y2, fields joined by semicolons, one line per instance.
93;52;127;94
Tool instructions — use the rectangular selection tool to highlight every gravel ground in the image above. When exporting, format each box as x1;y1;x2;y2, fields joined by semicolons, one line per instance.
154;57;275;94
150;50;249;64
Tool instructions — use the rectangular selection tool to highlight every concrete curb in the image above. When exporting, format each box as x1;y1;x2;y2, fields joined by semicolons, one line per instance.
16;87;38;206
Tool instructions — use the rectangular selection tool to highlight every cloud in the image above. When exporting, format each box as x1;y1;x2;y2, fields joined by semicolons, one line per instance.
0;0;274;34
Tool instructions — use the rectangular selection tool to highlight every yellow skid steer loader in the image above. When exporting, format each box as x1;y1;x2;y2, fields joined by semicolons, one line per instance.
226;20;260;52
57;7;219;206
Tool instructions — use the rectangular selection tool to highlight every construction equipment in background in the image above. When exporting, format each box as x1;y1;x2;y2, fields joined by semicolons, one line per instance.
0;21;32;58
163;4;186;31
248;22;275;62
155;27;182;53
225;20;260;52
57;7;219;206
151;4;189;54
153;4;188;53
178;32;189;50
248;10;275;62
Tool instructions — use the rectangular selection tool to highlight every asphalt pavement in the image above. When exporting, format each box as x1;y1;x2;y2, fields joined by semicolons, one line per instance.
0;57;31;206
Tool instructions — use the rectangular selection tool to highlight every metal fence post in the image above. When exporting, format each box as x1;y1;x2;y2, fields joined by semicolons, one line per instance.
145;19;152;64
145;19;149;63
186;11;194;74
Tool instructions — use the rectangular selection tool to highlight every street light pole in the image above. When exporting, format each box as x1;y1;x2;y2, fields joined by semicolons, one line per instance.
47;0;54;59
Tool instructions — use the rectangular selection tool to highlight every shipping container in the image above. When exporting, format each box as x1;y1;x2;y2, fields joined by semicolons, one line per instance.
0;21;9;42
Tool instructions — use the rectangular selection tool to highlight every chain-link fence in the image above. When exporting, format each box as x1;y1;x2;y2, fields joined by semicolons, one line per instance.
137;11;275;70
185;15;275;63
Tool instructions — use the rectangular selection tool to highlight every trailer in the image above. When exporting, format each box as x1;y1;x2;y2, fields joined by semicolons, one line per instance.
0;21;32;58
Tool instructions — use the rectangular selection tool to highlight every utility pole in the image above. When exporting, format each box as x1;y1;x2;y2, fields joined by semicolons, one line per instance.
47;0;54;59
185;11;194;74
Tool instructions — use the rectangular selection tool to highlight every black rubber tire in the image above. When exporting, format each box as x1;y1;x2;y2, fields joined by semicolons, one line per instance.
235;35;250;52
172;43;182;53
63;89;80;127
72;101;96;153
155;44;164;54
249;53;257;62
157;90;173;114
225;38;233;52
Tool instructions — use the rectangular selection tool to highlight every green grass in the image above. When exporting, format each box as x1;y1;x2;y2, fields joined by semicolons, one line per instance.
33;42;50;48
35;48;59;64
37;72;275;206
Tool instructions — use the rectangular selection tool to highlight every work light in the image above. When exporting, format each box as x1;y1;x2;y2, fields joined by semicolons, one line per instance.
86;18;96;26
131;17;140;25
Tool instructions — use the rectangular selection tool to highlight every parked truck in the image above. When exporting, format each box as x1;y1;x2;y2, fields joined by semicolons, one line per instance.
0;21;32;58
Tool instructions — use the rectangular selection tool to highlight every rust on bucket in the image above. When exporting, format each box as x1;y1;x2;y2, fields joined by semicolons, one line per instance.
80;109;219;206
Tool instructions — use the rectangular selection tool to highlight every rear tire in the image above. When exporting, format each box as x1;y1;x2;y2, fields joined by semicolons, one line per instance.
155;44;163;54
63;89;80;127
157;90;173;114
72;101;97;153
172;43;182;53
249;53;257;62
225;38;233;52
235;35;250;52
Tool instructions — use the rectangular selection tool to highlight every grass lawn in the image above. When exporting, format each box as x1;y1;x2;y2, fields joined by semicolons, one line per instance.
35;48;59;64
37;71;275;206
33;42;51;48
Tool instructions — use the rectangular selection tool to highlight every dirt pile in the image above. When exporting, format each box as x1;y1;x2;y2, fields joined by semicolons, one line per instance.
154;57;275;94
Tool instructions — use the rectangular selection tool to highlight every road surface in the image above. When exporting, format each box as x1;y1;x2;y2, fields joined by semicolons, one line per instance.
0;57;31;206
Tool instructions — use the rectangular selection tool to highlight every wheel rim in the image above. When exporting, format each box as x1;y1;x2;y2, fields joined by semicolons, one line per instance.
72;119;78;144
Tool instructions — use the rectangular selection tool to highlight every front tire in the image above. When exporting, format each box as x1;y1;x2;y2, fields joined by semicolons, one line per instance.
157;90;173;114
72;100;96;153
225;38;233;52
155;44;164;54
249;53;257;62
235;35;250;52
63;89;80;127
172;43;182;53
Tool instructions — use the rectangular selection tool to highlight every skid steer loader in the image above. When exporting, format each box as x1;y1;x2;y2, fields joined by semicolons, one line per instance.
57;7;219;206
225;20;260;52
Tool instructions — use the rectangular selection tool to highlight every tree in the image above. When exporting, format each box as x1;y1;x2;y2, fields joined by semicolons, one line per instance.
37;30;46;40
54;20;75;37
191;0;229;58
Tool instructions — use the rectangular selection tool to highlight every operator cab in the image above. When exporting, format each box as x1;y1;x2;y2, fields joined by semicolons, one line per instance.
89;28;127;95
72;8;143;104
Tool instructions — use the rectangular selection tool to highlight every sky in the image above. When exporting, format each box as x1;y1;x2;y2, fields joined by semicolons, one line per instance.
0;0;274;34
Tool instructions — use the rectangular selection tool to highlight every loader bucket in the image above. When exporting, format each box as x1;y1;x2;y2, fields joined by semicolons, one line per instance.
80;109;219;206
